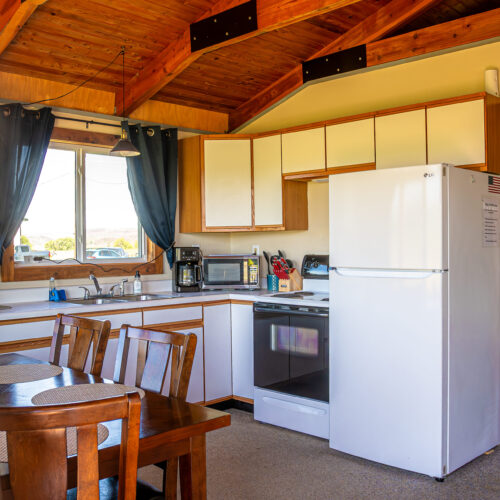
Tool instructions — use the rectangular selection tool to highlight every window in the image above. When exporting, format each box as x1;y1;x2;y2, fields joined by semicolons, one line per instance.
14;145;145;265
3;141;162;282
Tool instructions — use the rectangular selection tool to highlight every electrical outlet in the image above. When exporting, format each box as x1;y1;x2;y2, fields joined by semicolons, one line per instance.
252;245;260;256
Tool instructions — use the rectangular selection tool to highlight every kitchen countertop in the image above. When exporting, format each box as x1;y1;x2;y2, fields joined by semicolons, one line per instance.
0;288;329;322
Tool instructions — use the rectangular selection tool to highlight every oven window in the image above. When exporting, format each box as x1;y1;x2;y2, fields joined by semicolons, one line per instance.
293;327;319;357
206;263;241;283
271;325;290;353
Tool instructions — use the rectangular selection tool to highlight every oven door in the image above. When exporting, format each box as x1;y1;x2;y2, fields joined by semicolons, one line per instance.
202;258;244;288
254;303;329;402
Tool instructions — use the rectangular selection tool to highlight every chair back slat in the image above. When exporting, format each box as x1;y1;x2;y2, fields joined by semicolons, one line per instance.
114;325;197;399
0;393;141;500
76;424;100;500
7;427;68;500
141;342;171;393
49;314;111;377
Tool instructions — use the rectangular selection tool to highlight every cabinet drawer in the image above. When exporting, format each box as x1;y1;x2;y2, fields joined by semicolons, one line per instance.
0;319;55;341
143;306;202;326
87;312;142;331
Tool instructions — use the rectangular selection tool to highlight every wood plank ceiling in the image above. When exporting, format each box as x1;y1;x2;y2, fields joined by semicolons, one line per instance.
0;0;498;131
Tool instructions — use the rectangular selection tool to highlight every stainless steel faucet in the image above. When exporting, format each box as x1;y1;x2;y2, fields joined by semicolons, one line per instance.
110;279;128;296
89;274;102;296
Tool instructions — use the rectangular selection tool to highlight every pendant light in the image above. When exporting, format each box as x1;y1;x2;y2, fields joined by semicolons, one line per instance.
111;47;140;157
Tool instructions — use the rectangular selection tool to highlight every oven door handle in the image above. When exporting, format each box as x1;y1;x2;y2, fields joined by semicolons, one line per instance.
254;306;328;318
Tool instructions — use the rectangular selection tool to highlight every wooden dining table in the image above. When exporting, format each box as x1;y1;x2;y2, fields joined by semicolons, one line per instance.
0;352;231;499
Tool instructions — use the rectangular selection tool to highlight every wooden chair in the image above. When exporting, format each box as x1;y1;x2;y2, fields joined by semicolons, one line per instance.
49;313;111;376
114;325;197;499
0;392;141;500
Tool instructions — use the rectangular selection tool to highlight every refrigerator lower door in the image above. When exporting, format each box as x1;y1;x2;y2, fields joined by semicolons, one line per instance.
330;164;447;270
330;269;447;477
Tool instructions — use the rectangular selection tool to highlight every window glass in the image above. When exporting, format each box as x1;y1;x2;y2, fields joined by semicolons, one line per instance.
85;153;141;260
15;149;76;262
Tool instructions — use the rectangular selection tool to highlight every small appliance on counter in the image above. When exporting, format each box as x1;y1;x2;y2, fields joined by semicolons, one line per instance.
202;254;259;290
301;254;329;280
172;247;202;293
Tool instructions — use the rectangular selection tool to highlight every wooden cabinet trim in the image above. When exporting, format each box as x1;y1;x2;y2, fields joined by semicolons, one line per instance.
230;299;255;306
425;93;486;109
202;300;231;307
0;315;57;326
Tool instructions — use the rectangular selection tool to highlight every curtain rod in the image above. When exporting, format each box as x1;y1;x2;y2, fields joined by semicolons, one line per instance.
53;115;122;129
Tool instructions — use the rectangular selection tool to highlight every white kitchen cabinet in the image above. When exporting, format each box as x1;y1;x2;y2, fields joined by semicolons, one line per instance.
375;109;427;169
282;127;325;174
427;99;485;166
203;303;232;402
142;306;202;326
0;318;54;341
253;135;283;226
326;118;375;168
231;303;254;401
204;138;252;228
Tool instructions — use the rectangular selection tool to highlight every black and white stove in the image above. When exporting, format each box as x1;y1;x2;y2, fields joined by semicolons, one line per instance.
253;255;330;439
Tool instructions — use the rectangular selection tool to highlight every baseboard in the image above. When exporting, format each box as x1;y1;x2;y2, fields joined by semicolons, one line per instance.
207;398;254;413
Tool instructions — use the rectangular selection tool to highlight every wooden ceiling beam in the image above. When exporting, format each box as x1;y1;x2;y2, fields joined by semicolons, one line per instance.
115;0;364;116
0;0;47;56
228;0;442;130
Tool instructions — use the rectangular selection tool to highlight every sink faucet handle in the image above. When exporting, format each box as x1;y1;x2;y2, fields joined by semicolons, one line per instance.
78;286;91;300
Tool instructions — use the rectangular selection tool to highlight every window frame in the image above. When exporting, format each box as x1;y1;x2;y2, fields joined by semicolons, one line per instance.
1;138;163;282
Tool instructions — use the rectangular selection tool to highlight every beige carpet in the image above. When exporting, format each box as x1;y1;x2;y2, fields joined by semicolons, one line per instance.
138;409;500;499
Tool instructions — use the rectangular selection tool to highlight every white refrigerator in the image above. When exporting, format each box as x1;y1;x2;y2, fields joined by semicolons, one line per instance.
329;164;500;477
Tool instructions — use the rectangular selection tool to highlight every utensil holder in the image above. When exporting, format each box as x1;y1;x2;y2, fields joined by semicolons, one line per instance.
267;274;279;291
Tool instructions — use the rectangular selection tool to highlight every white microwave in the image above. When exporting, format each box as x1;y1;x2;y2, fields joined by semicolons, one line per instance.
202;255;259;290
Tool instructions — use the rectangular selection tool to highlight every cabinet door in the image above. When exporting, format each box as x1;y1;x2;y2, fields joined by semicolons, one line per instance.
203;304;232;402
231;303;254;400
427;99;485;166
282;127;325;174
375;109;427;169
326;118;375;168
253;135;283;226
204;139;252;227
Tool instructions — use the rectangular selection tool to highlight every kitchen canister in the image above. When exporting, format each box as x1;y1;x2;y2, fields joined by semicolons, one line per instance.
267;274;279;292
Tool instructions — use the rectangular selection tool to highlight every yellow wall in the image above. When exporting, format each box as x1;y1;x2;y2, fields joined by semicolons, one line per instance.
227;41;500;273
240;41;500;134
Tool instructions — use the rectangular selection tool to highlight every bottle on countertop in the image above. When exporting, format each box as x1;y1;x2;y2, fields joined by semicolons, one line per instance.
49;277;56;300
134;271;142;295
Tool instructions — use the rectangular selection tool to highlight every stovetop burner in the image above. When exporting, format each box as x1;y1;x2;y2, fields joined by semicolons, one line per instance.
269;290;329;302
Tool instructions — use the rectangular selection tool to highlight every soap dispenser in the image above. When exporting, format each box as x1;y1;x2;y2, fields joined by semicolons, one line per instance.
133;271;142;295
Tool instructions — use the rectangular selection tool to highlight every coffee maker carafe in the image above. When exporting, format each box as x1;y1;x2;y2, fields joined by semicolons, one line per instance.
172;247;202;292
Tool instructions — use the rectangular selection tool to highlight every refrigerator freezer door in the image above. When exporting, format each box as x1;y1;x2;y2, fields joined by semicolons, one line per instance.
330;164;447;270
329;269;446;476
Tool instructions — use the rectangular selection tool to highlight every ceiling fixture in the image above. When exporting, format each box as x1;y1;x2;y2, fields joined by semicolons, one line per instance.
110;47;140;157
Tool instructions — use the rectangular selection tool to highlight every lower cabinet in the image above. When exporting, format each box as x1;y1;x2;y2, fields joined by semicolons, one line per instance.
231;303;254;401
203;303;232;403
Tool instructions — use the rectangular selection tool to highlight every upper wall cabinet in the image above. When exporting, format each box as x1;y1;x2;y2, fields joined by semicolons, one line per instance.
427;99;485;167
282;127;325;174
326;118;375;169
253;135;283;227
178;135;308;233
375;109;427;169
204;138;252;228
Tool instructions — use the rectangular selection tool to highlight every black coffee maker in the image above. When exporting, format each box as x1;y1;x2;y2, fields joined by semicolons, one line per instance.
172;247;202;292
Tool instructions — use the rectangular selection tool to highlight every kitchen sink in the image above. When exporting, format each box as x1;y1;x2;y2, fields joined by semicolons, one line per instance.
66;297;129;305
66;293;176;306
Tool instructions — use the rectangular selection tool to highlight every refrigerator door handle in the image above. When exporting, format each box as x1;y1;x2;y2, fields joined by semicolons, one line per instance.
331;268;448;279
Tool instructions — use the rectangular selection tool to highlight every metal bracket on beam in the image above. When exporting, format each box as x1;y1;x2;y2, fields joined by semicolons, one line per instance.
302;45;367;83
190;0;258;52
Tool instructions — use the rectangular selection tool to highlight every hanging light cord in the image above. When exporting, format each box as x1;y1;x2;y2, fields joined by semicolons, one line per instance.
26;48;125;106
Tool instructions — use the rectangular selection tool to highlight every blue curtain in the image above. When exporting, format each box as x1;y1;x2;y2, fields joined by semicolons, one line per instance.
124;123;177;267
0;104;55;261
